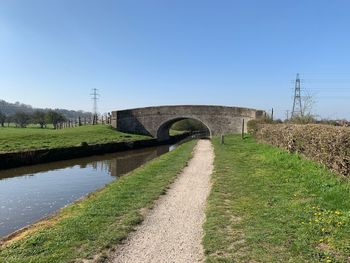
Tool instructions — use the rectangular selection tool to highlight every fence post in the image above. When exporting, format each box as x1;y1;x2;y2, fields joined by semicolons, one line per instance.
220;134;224;144
242;119;245;139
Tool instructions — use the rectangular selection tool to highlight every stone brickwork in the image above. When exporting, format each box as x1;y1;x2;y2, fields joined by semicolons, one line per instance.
111;105;264;140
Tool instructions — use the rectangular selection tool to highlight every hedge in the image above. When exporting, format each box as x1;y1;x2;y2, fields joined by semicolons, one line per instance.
255;124;350;176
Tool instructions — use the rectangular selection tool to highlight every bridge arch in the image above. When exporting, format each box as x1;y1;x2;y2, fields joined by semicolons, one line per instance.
156;116;212;141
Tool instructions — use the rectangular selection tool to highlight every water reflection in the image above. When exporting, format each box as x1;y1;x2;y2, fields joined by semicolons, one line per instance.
0;145;171;238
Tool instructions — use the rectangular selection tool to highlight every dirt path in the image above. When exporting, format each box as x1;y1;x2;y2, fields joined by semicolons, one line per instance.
111;140;214;263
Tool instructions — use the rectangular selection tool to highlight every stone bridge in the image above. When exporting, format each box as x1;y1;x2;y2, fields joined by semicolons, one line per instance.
111;105;265;141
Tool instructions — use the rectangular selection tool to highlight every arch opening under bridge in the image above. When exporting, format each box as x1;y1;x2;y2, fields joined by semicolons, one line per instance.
157;117;212;141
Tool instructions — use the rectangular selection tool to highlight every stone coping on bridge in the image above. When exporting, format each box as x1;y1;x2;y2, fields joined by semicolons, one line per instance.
113;105;263;114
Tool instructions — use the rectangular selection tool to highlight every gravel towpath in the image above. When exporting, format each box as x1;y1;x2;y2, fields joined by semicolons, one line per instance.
111;140;214;263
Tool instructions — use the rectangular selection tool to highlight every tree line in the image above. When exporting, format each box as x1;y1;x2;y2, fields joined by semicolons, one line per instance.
0;99;92;120
0;110;68;129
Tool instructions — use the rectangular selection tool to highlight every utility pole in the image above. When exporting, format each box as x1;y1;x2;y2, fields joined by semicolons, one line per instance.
90;88;100;125
271;108;274;121
291;73;303;118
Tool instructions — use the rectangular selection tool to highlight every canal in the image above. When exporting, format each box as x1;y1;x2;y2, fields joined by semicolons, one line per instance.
0;144;175;238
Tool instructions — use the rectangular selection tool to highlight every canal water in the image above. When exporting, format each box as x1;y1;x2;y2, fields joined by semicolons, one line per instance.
0;144;173;238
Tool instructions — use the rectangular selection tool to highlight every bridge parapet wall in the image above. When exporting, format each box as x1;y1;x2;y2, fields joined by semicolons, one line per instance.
112;105;264;140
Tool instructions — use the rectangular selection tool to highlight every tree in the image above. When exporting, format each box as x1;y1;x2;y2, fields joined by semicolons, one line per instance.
13;111;31;128
6;115;13;127
45;110;66;129
302;90;316;117
32;110;46;128
287;90;317;124
0;112;5;127
171;119;208;132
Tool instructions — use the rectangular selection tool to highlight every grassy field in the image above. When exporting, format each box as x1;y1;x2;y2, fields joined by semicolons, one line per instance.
0;125;150;153
204;135;350;263
0;140;196;263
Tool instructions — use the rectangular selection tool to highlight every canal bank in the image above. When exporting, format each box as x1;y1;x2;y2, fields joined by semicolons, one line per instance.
0;140;197;263
0;144;172;238
0;133;189;170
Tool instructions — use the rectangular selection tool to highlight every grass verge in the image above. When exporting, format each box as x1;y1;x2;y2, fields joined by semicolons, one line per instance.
0;140;196;263
0;125;149;153
203;135;350;263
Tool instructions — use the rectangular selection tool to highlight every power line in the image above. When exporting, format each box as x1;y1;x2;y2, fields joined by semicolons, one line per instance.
285;110;290;120
90;88;100;116
291;73;303;118
90;88;100;125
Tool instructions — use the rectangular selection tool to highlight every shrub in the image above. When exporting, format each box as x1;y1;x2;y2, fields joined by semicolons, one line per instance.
286;115;317;124
247;116;274;135
255;124;350;176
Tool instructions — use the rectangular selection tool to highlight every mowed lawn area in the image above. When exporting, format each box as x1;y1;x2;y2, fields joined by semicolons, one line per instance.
0;125;150;153
204;135;350;263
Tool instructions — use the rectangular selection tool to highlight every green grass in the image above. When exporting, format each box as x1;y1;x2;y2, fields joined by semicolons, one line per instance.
0;140;196;263
0;125;150;153
204;135;350;263
169;129;188;136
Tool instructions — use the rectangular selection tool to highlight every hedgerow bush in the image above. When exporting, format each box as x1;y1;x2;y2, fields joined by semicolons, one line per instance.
255;124;350;176
247;117;275;135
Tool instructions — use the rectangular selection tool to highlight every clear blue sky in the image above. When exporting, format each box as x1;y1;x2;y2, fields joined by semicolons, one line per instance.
1;0;350;119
